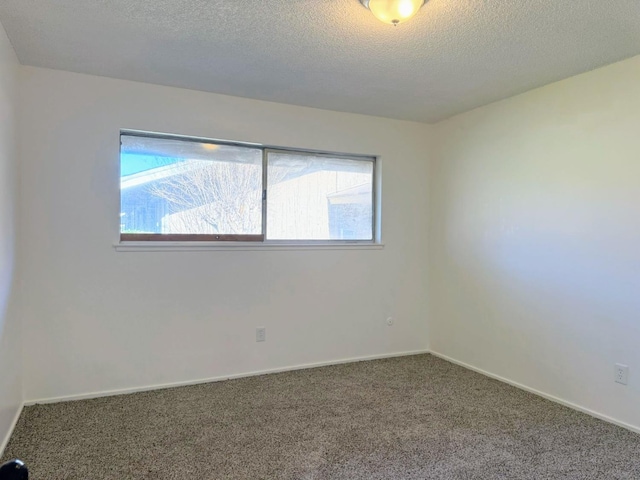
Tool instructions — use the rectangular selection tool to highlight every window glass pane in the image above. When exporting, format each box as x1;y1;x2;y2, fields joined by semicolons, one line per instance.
120;135;262;235
267;152;374;240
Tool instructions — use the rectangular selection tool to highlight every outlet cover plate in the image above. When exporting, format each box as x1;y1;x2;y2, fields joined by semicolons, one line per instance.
615;363;629;385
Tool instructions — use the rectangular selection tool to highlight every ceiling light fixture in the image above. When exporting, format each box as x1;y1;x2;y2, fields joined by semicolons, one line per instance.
360;0;425;26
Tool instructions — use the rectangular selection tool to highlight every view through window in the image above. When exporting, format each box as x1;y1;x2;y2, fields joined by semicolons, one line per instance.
120;133;376;242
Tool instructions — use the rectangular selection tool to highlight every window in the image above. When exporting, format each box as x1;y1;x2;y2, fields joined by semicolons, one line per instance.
120;132;377;243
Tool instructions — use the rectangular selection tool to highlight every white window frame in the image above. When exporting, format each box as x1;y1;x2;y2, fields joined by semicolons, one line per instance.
115;130;382;252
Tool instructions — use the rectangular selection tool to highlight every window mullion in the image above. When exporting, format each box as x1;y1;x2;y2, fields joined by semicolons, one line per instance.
261;148;268;242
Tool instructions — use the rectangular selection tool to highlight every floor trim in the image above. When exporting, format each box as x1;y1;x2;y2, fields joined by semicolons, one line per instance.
20;349;639;442
0;403;24;456
430;350;640;435
25;349;431;406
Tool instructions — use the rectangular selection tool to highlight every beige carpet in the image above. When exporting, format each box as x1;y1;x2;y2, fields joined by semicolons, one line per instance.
3;354;640;479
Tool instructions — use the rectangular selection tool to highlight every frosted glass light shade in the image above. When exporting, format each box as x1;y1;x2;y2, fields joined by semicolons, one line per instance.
362;0;425;25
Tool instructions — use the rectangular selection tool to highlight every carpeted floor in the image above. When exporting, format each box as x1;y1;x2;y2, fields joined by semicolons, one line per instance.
3;354;640;479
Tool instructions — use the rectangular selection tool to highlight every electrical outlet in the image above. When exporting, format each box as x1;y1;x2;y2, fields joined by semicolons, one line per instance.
256;327;266;342
615;363;629;385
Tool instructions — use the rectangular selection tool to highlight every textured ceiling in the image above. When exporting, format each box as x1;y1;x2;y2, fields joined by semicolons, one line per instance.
1;1;640;123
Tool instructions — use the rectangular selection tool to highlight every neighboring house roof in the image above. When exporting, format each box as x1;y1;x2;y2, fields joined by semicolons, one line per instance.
327;183;372;204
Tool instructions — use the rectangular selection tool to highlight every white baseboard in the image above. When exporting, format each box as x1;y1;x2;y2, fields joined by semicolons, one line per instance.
429;350;640;435
25;349;431;406
0;403;24;456
19;349;640;444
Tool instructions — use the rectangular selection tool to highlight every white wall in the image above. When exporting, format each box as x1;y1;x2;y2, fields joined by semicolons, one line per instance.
19;67;432;401
0;21;21;449
15;39;640;438
430;55;640;430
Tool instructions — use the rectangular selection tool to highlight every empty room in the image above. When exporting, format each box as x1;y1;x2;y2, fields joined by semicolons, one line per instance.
0;1;639;478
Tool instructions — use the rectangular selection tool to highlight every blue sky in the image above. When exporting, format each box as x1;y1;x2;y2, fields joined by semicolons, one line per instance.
120;153;181;176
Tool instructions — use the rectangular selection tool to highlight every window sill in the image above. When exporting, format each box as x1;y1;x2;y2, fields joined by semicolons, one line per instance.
113;242;385;252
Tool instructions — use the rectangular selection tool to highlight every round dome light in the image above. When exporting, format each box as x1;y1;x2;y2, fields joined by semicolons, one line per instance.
361;0;426;25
